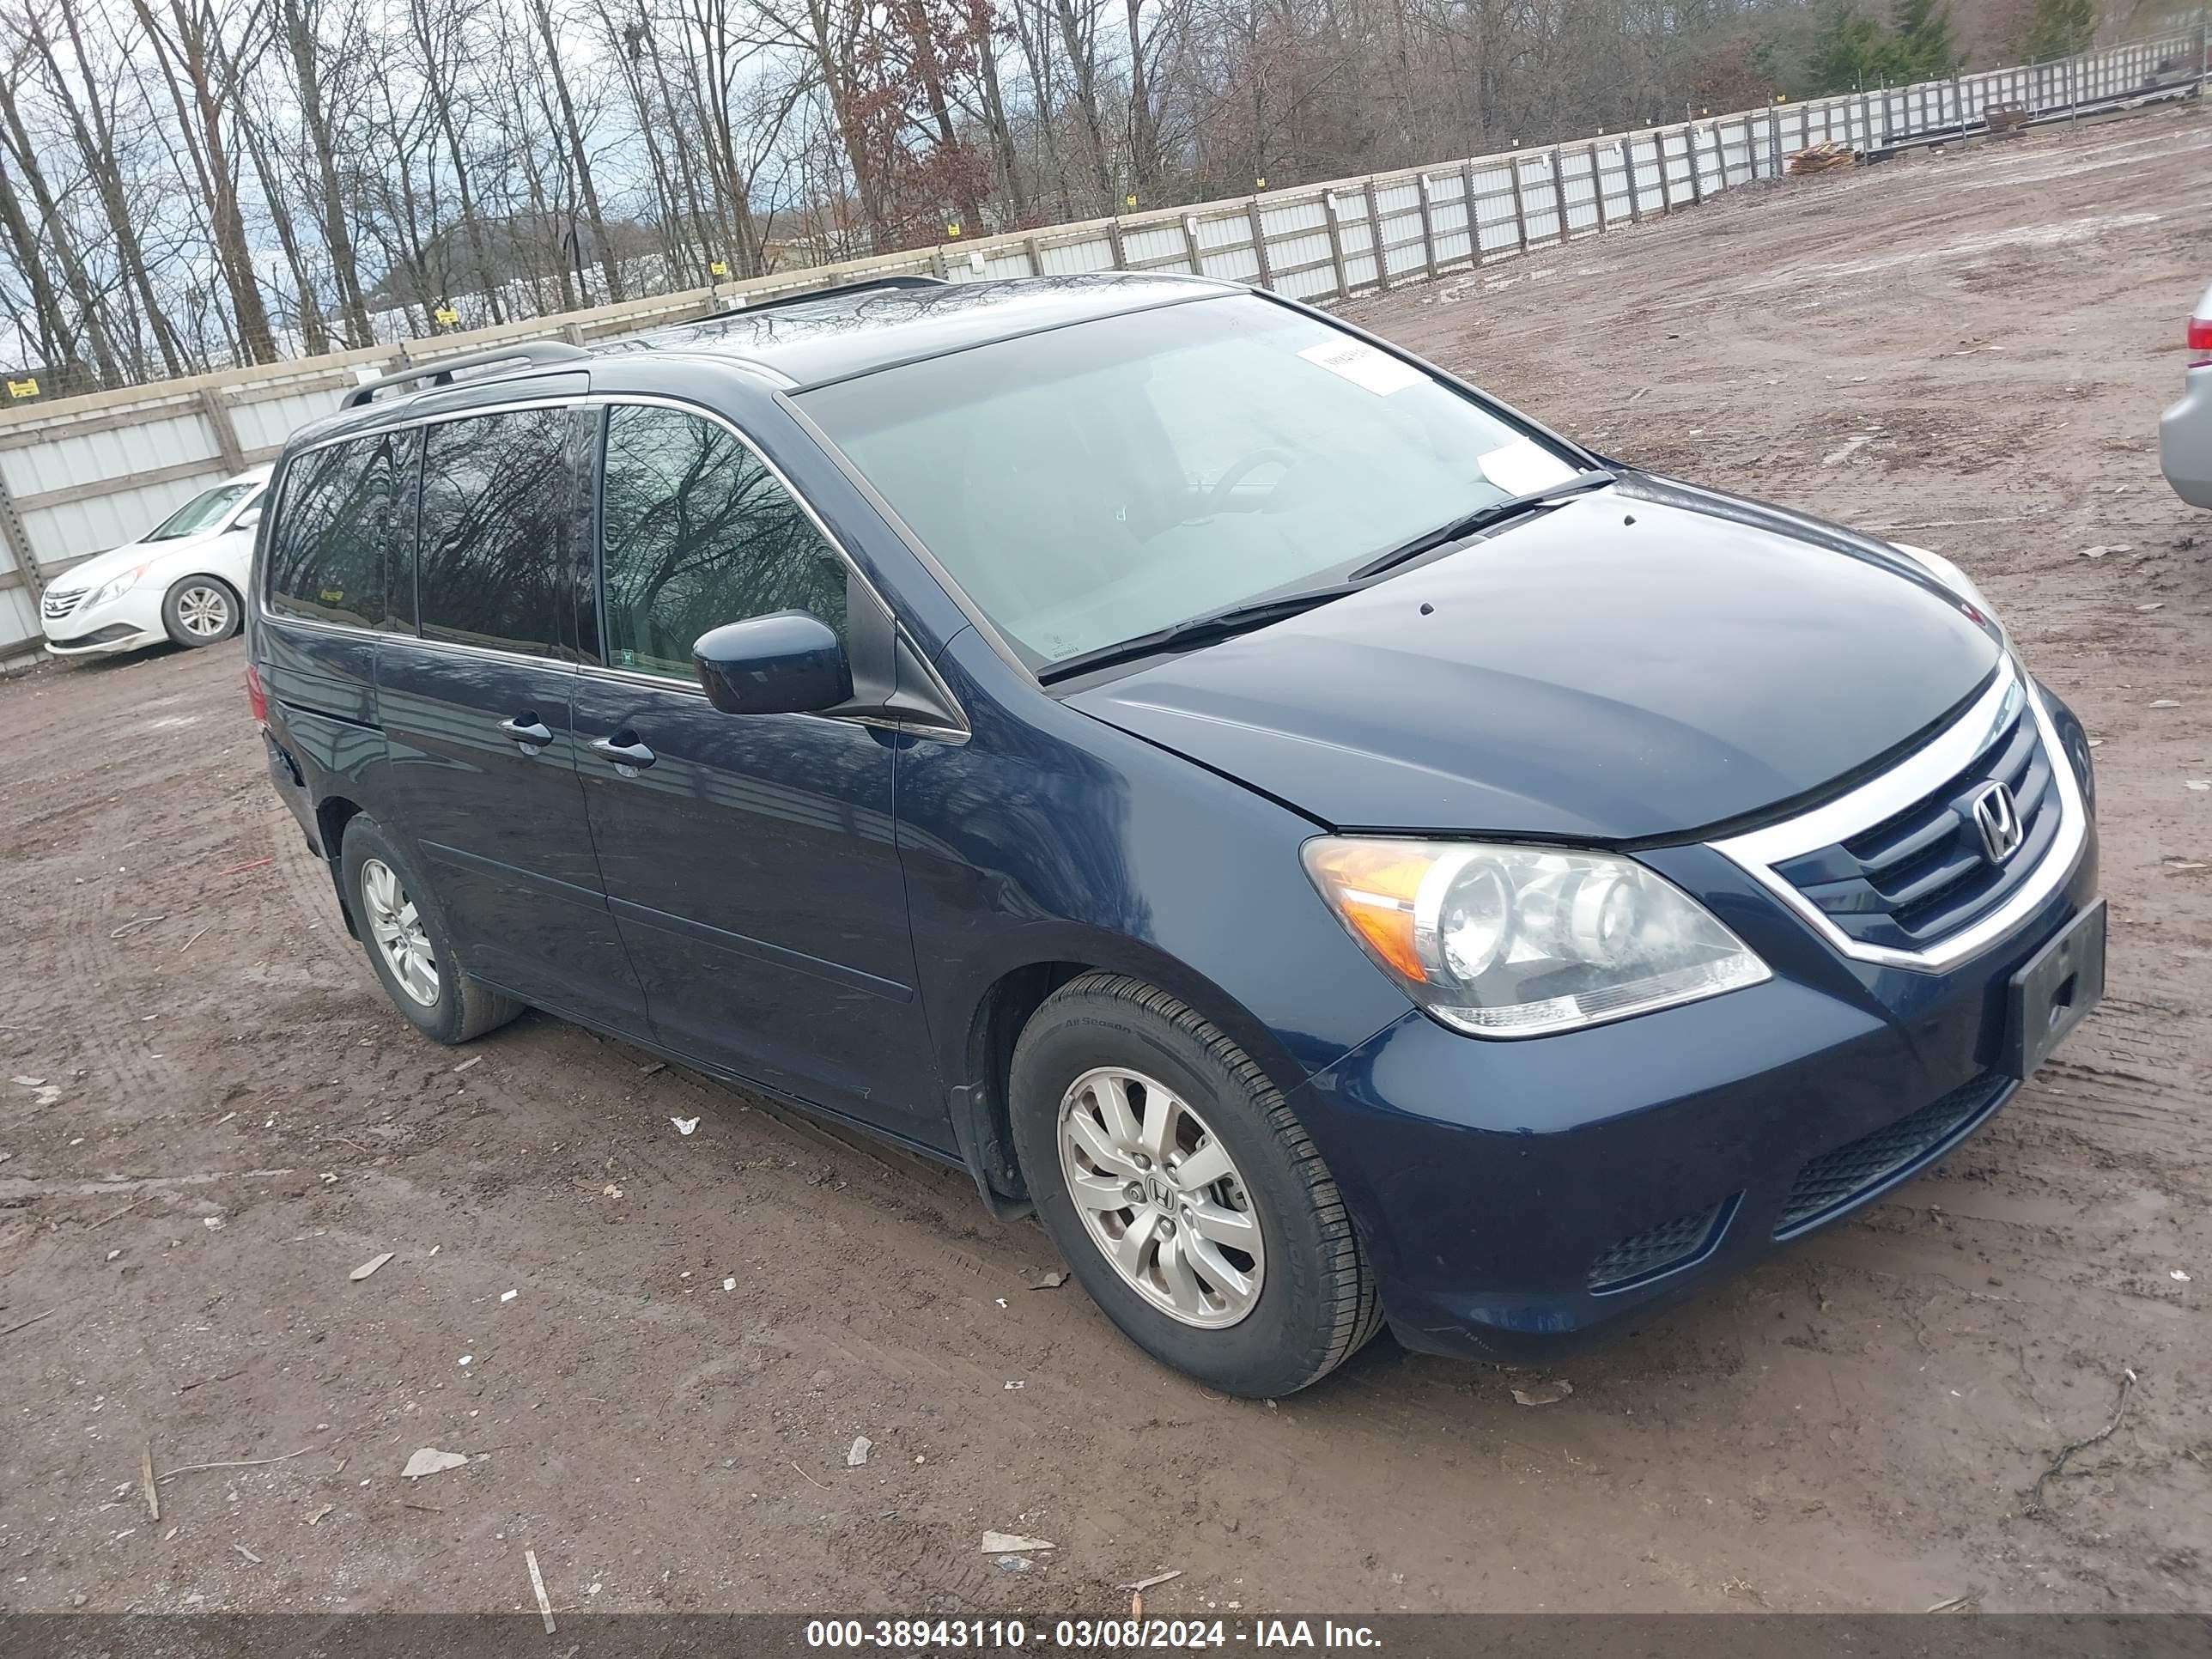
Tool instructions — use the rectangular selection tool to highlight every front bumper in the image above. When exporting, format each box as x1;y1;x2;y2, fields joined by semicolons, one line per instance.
2162;363;2212;509
1290;725;2100;1362
42;589;165;656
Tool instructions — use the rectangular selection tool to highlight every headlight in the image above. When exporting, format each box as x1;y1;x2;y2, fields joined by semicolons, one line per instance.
83;564;151;611
1302;838;1770;1037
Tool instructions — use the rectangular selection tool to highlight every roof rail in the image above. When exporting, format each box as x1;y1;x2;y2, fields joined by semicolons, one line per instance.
341;339;591;410
726;274;951;317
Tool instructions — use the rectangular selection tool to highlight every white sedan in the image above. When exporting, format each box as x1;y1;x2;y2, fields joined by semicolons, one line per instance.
40;466;271;656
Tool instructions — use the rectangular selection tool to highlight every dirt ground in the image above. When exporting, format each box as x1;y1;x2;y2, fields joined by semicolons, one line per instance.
3;103;2209;1620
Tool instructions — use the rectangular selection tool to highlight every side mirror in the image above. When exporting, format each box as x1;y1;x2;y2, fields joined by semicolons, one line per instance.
693;611;852;716
234;506;263;531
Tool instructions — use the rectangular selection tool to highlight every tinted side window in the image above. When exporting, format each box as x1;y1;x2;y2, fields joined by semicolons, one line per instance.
416;408;570;655
597;405;848;679
265;434;403;629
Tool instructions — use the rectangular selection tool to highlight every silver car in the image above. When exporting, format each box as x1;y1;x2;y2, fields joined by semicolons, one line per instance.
2161;281;2212;509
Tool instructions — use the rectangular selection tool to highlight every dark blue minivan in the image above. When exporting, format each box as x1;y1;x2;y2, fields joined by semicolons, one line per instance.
249;274;2104;1396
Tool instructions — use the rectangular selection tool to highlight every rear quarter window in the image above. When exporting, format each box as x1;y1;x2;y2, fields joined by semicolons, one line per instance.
264;432;411;629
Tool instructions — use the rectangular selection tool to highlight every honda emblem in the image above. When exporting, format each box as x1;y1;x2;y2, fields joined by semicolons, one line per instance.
1971;781;2024;866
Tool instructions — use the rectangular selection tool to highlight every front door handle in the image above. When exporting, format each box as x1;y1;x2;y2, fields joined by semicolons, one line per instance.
498;714;554;750
588;732;657;772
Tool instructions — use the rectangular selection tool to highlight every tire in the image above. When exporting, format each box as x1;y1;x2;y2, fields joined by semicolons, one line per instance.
1010;973;1383;1397
337;816;523;1044
161;575;240;647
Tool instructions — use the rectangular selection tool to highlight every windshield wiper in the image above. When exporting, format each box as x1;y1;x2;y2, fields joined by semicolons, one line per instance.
1349;468;1617;581
1037;583;1362;684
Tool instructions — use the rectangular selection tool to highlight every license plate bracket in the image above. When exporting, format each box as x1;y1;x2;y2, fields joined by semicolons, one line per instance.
2002;898;2106;1079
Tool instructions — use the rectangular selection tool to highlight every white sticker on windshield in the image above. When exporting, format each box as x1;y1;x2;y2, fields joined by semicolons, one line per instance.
1477;438;1579;497
1297;338;1427;397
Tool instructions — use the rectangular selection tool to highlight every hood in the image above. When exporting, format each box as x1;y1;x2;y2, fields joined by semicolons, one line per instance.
49;522;244;595
1066;489;2001;841
47;538;169;595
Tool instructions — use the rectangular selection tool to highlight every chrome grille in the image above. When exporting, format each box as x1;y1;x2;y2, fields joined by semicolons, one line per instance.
1770;693;2061;952
1710;664;2087;972
41;586;88;622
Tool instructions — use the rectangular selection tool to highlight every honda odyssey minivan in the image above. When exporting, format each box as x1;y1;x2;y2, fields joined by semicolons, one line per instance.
249;274;2103;1396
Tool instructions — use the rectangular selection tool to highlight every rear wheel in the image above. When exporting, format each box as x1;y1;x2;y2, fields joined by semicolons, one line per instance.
161;576;237;647
338;817;522;1044
1010;973;1382;1396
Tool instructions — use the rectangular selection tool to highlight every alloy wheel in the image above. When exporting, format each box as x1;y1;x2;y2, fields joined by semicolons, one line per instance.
361;857;440;1006
1056;1066;1266;1328
176;584;231;638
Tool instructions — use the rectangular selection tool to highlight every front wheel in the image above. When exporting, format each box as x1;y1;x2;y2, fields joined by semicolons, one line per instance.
1010;973;1382;1397
338;817;523;1044
161;575;238;646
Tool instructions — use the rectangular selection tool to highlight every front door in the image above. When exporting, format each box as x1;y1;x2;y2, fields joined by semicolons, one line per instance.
376;404;648;1034
572;401;940;1142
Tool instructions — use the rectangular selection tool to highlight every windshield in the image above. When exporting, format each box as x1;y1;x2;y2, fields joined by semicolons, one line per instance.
146;481;258;542
800;295;1582;667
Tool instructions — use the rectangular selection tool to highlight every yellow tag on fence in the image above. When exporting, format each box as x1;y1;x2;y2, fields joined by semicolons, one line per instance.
709;260;729;276
434;307;460;325
945;222;963;237
6;377;37;398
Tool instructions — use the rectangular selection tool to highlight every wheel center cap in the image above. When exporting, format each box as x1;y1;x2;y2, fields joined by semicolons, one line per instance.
1146;1176;1172;1206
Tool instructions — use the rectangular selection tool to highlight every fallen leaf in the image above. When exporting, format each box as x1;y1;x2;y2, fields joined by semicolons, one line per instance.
848;1437;872;1467
1510;1380;1574;1407
401;1448;468;1481
349;1252;394;1282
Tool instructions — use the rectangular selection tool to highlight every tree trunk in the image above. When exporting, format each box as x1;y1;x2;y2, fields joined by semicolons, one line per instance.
0;156;83;384
1050;0;1118;210
530;0;626;301
801;0;890;248
972;2;1028;224
40;7;188;379
232;87;331;354
1122;0;1158;197
0;76;121;384
894;0;984;231
280;0;374;344
133;0;277;362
